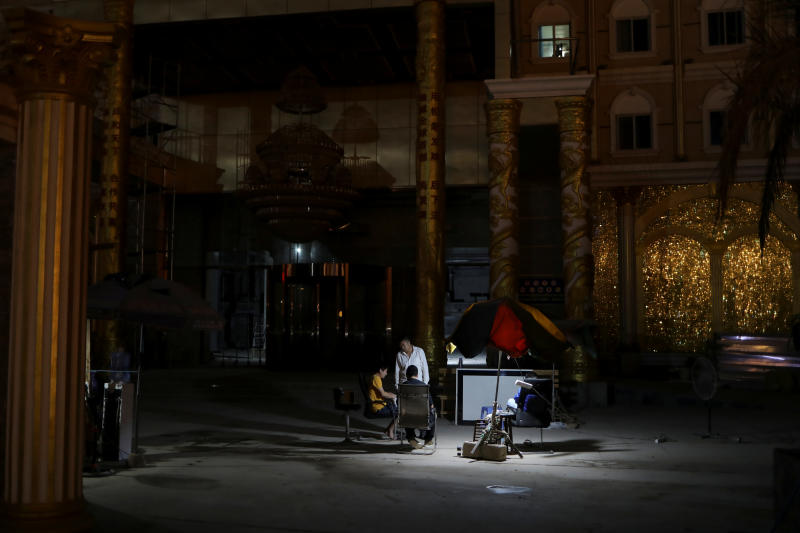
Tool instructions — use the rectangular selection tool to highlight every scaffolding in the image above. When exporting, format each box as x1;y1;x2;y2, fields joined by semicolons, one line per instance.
129;56;180;280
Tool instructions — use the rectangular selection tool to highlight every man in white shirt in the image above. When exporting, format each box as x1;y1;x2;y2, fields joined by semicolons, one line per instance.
395;337;429;389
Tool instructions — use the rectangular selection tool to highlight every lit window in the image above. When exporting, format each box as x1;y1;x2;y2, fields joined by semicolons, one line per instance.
616;18;650;52
708;10;744;46
539;23;571;58
617;114;652;150
530;2;572;61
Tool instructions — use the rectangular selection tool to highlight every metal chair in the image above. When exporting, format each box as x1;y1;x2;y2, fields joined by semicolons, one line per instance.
332;388;360;443
397;383;436;450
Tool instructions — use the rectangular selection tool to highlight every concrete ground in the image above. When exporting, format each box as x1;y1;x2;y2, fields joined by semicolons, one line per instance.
84;368;800;533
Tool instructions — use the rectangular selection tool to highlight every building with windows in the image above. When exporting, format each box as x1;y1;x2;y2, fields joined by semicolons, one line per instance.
0;1;798;529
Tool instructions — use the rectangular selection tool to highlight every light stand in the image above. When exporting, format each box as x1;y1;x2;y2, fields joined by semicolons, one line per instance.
476;351;523;458
127;323;146;467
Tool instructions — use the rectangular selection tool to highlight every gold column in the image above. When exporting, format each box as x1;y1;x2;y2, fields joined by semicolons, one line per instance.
709;245;724;333
414;0;446;371
556;96;593;321
612;186;640;348
93;0;134;368
790;250;800;317
486;98;522;300
1;9;116;532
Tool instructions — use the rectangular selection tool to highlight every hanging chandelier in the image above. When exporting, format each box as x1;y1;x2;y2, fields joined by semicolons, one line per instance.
239;67;357;243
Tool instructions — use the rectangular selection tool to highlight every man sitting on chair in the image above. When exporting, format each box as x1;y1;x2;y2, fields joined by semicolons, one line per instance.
403;365;435;449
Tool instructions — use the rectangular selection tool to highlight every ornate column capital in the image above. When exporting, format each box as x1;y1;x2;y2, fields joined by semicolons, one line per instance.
2;8;117;102
555;95;590;134
485;98;522;135
103;0;135;25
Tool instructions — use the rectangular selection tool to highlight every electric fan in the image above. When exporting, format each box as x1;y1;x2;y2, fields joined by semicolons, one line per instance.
691;356;718;438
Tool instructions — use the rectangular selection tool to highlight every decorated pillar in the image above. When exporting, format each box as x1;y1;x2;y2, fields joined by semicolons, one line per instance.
1;9;115;531
612;187;641;348
93;0;134;368
792;249;800;316
709;245;724;332
414;0;446;371
486;98;522;300
556;96;593;320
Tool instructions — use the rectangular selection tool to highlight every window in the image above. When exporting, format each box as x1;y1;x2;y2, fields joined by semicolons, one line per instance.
707;109;749;147
530;2;572;60
610;89;657;153
610;0;653;56
539;23;571;57
703;84;748;152
708;10;744;46
709;110;726;146
617;115;652;150
616;18;650;52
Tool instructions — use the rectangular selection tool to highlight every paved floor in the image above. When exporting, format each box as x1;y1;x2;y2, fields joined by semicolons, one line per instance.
84;368;800;533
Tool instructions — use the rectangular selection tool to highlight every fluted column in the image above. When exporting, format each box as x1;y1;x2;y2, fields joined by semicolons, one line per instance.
486;98;522;300
414;0;446;371
556;96;593;321
1;9;115;532
92;0;135;368
612;187;641;349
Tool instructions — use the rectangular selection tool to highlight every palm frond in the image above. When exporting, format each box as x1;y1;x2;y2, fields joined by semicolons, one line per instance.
759;111;794;250
717;0;800;248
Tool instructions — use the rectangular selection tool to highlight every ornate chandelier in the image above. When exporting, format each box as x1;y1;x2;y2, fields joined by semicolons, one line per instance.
240;67;357;243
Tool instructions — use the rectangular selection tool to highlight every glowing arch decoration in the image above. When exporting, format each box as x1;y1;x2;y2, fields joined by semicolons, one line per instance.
642;235;712;353
722;236;793;334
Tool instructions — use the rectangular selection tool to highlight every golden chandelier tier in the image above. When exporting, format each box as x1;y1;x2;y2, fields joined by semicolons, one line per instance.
240;181;358;243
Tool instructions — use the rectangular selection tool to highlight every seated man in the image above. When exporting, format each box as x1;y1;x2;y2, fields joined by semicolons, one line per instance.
368;364;397;439
402;365;435;449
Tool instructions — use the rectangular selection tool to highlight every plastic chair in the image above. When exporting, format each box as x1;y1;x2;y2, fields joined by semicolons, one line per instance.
332;388;360;443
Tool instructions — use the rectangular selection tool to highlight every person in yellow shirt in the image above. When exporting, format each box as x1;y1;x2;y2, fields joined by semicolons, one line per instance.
369;364;397;439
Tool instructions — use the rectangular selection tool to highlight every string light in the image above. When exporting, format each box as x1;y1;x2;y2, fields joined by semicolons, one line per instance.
642;235;711;353
591;183;796;354
723;236;792;333
591;190;619;352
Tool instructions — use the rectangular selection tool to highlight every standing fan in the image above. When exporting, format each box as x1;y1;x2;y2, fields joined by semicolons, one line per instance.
691;356;718;438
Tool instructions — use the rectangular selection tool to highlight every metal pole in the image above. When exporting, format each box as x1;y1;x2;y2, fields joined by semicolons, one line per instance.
169;186;176;279
492;350;502;421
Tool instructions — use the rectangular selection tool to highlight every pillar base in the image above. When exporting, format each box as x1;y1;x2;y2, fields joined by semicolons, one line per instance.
1;500;93;533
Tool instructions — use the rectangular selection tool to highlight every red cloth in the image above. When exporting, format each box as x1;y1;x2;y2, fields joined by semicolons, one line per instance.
489;303;528;357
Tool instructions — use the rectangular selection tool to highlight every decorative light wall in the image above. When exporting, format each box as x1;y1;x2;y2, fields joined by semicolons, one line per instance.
642;235;712;353
591;190;619;352
723;236;793;334
634;183;796;353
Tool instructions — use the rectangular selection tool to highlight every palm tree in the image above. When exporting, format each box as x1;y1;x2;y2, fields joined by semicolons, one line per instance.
718;0;800;249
